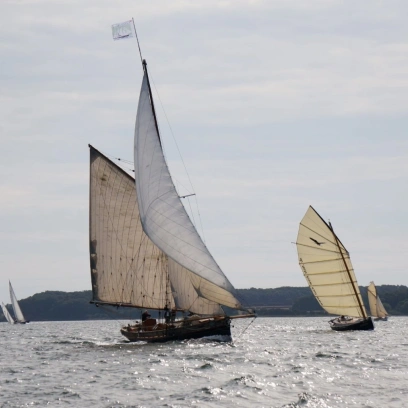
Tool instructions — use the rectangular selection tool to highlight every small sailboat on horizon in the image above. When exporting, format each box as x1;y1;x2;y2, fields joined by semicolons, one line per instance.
1;302;15;324
296;206;374;331
367;281;388;321
1;282;29;324
8;281;29;324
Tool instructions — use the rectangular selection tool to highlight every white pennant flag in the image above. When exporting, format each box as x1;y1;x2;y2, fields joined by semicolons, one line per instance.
112;20;134;41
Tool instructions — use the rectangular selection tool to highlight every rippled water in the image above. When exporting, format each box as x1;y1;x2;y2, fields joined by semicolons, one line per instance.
0;317;407;407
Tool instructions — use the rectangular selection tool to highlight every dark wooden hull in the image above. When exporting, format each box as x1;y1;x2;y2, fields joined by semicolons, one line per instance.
374;316;388;321
121;317;231;343
330;316;374;331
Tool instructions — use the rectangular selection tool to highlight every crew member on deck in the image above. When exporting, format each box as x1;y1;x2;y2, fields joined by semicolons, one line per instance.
164;305;171;323
142;310;151;322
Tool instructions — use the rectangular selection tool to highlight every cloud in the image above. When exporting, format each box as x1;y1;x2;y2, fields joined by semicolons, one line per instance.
0;0;407;303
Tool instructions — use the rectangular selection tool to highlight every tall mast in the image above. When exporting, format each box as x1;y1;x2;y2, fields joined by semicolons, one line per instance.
141;60;162;146
329;222;367;318
131;17;162;145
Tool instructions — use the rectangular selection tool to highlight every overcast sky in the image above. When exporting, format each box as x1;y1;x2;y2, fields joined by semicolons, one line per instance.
1;0;407;304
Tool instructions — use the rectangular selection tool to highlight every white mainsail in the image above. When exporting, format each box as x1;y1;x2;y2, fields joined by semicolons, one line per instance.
89;145;244;313
296;206;367;318
9;281;26;323
1;302;15;324
367;282;388;318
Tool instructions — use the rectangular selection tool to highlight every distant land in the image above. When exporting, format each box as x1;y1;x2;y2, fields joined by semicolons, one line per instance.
1;286;408;322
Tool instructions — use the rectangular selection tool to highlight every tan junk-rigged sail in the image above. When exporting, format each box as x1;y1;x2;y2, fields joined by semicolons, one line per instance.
367;282;388;319
296;206;373;331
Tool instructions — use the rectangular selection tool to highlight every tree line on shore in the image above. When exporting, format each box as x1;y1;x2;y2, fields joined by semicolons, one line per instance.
1;285;407;322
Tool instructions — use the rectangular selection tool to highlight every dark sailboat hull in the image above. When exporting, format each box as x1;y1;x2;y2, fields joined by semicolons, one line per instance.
121;317;231;343
374;316;388;321
330;316;374;331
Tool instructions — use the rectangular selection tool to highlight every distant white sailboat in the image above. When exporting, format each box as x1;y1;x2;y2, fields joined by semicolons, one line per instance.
367;282;388;321
1;302;15;324
9;281;29;324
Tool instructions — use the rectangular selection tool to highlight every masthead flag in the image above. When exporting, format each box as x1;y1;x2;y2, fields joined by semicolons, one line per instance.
112;20;134;41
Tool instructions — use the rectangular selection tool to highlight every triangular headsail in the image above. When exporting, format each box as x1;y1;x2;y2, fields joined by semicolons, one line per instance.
134;67;238;297
1;302;15;324
367;282;388;318
296;206;367;318
9;281;26;323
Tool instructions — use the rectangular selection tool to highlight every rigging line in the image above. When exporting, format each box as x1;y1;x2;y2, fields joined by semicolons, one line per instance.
131;17;143;65
148;70;207;243
193;195;207;244
186;197;197;228
97;304;132;326
115;158;133;165
98;150;135;174
234;316;257;342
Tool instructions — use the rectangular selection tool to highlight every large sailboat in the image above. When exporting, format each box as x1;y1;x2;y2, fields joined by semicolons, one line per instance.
9;281;29;324
1;302;15;324
296;206;374;331
88;59;254;342
367;282;388;321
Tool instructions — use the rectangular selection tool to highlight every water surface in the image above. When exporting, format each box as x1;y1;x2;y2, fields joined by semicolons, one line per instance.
0;317;406;407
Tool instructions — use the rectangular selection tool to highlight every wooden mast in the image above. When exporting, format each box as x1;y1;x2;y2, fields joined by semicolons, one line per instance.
329;222;367;318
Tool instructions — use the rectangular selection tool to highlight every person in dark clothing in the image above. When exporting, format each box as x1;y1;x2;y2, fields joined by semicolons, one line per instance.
164;305;170;323
142;310;151;322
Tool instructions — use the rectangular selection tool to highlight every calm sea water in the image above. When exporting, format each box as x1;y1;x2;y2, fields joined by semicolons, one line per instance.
0;317;407;407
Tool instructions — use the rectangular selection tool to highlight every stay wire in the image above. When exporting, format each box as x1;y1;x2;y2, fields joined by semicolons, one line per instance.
234;316;257;342
148;69;207;244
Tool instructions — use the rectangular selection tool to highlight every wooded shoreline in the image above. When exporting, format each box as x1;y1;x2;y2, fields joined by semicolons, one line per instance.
1;285;407;322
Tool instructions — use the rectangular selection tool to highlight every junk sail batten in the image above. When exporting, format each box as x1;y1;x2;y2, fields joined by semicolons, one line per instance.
296;206;367;318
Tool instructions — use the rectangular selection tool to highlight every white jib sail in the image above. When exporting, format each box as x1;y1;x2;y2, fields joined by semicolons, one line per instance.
1;302;15;324
296;206;367;318
9;282;25;322
134;72;241;308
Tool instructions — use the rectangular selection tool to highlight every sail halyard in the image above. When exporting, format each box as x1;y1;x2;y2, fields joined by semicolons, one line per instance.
296;206;367;318
133;62;246;312
9;282;26;323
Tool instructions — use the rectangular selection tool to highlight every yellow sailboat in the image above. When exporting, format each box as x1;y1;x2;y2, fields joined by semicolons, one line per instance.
296;206;374;331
